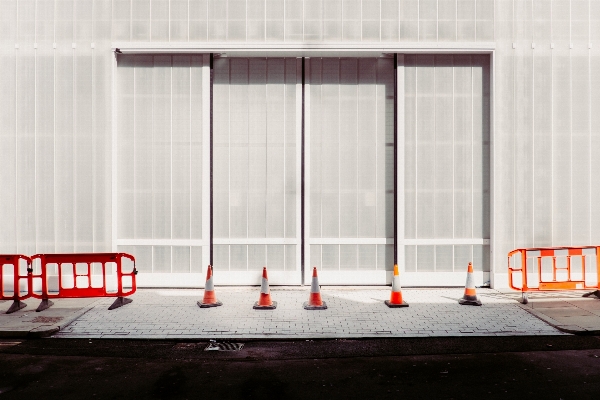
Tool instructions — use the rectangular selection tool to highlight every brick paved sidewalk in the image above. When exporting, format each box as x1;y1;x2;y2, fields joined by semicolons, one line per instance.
54;288;565;339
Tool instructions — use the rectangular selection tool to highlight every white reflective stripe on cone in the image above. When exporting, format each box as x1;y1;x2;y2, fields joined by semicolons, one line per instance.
205;276;214;291
260;277;269;294
465;272;475;289
310;277;320;293
391;275;401;292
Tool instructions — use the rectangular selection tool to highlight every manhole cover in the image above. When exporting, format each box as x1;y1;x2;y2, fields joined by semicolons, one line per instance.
204;342;244;351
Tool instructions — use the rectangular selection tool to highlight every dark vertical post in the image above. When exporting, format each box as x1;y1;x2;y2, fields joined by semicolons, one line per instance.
393;53;398;266
301;57;306;285
210;53;214;266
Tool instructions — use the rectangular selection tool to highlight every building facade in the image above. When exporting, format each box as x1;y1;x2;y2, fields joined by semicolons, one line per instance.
1;0;599;288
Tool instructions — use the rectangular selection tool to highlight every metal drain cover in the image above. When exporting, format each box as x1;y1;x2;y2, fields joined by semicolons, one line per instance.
204;342;244;351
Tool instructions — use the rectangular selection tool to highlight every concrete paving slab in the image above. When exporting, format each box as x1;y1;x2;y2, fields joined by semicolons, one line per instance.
536;308;597;318
0;298;101;338
517;295;600;335
4;288;600;339
52;288;566;339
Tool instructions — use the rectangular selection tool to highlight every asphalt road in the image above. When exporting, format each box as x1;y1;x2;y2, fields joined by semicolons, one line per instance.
1;336;600;399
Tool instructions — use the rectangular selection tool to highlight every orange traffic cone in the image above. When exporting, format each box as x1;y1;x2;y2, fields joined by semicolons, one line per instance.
385;264;408;308
459;262;482;306
253;267;277;309
197;265;223;308
303;267;327;310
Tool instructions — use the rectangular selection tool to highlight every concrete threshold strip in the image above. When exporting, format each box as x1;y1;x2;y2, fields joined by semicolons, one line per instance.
517;289;600;336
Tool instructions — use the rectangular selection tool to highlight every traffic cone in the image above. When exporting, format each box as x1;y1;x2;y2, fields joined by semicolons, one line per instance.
303;267;327;310
253;267;276;310
385;264;408;308
459;262;482;306
197;265;222;308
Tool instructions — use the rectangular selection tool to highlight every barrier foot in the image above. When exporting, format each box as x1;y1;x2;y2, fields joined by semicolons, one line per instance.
36;299;54;312
519;293;529;304
6;300;27;314
582;290;600;300
108;296;133;310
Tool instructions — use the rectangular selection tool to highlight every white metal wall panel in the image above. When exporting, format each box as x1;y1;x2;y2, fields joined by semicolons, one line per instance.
590;49;600;243
213;57;299;277
476;0;494;41
491;0;514;279
16;45;36;255
532;0;553;247
3;0;600;289
457;0;476;42
438;0;456;42
571;48;591;246
419;0;437;42
514;21;534;250
404;54;490;273
116;54;206;275
399;0;419;41
308;57;394;275
0;0;495;44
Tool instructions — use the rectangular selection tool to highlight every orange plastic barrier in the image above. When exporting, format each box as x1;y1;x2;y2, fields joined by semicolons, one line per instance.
2;253;137;312
508;246;600;303
0;254;32;313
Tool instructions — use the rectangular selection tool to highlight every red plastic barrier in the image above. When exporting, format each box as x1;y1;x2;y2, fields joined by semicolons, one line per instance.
508;246;600;303
0;254;32;313
30;253;137;310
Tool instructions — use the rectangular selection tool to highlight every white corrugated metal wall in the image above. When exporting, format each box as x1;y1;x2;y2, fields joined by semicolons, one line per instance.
1;1;599;288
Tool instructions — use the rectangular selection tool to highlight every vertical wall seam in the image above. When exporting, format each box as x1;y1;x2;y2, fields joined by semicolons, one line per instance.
433;56;436;272
170;57;173;272
301;57;305;283
53;2;57;252
92;0;96;252
211;53;215;267
189;57;192;270
532;28;535;247
452;60;455;268
589;0;592;244
569;0;572;246
15;1;18;253
414;60;418;269
393;54;397;266
72;3;76;251
34;0;38;253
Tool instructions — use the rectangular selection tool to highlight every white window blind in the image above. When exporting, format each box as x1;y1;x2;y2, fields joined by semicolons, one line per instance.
213;57;300;272
404;54;490;272
307;57;395;271
116;55;205;274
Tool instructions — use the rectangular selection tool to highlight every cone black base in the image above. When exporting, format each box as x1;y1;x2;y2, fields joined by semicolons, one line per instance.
459;298;482;306
108;296;133;310
303;301;327;310
6;300;27;314
36;299;54;312
253;301;277;310
385;300;409;308
197;300;222;308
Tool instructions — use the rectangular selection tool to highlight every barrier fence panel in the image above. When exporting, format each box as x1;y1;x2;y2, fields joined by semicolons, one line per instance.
508;246;600;303
0;254;32;313
30;253;137;311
